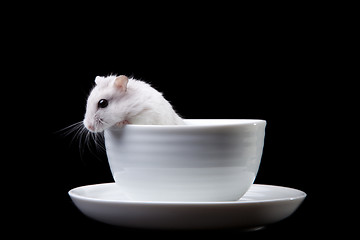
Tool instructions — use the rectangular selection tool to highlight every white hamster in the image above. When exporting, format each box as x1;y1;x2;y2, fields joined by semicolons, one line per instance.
83;75;185;132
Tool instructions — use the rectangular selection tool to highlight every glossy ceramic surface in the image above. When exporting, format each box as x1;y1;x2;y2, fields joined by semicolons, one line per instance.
104;119;266;201
69;183;306;230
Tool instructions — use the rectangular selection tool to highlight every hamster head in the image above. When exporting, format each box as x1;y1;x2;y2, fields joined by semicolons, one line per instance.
83;75;129;133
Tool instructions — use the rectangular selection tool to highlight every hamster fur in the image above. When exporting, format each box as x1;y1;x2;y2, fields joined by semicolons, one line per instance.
83;75;185;132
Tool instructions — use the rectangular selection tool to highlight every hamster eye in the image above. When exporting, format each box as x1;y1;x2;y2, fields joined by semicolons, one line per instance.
98;99;108;108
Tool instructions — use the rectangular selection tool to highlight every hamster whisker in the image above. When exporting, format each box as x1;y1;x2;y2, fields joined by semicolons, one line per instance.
57;121;106;162
73;123;88;145
99;118;108;124
56;121;84;137
90;131;106;152
82;130;105;161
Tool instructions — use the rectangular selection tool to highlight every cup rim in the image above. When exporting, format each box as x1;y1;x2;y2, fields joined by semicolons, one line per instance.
107;119;266;130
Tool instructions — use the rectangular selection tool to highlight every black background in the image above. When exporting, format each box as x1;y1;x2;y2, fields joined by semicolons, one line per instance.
6;4;353;238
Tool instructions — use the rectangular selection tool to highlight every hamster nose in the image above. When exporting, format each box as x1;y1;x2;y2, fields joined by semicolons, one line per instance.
87;124;94;131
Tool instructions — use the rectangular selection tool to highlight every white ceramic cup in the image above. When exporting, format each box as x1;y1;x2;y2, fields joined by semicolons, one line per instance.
104;119;266;202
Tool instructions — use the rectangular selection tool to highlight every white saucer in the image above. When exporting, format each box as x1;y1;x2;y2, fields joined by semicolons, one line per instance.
69;183;306;230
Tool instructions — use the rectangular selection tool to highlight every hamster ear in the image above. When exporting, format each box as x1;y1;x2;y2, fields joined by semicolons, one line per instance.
95;76;102;85
114;75;129;92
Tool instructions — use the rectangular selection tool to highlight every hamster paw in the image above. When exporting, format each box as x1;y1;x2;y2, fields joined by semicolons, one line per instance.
115;120;130;127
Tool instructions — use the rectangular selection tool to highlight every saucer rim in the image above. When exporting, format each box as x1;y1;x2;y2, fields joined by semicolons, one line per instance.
68;183;306;205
